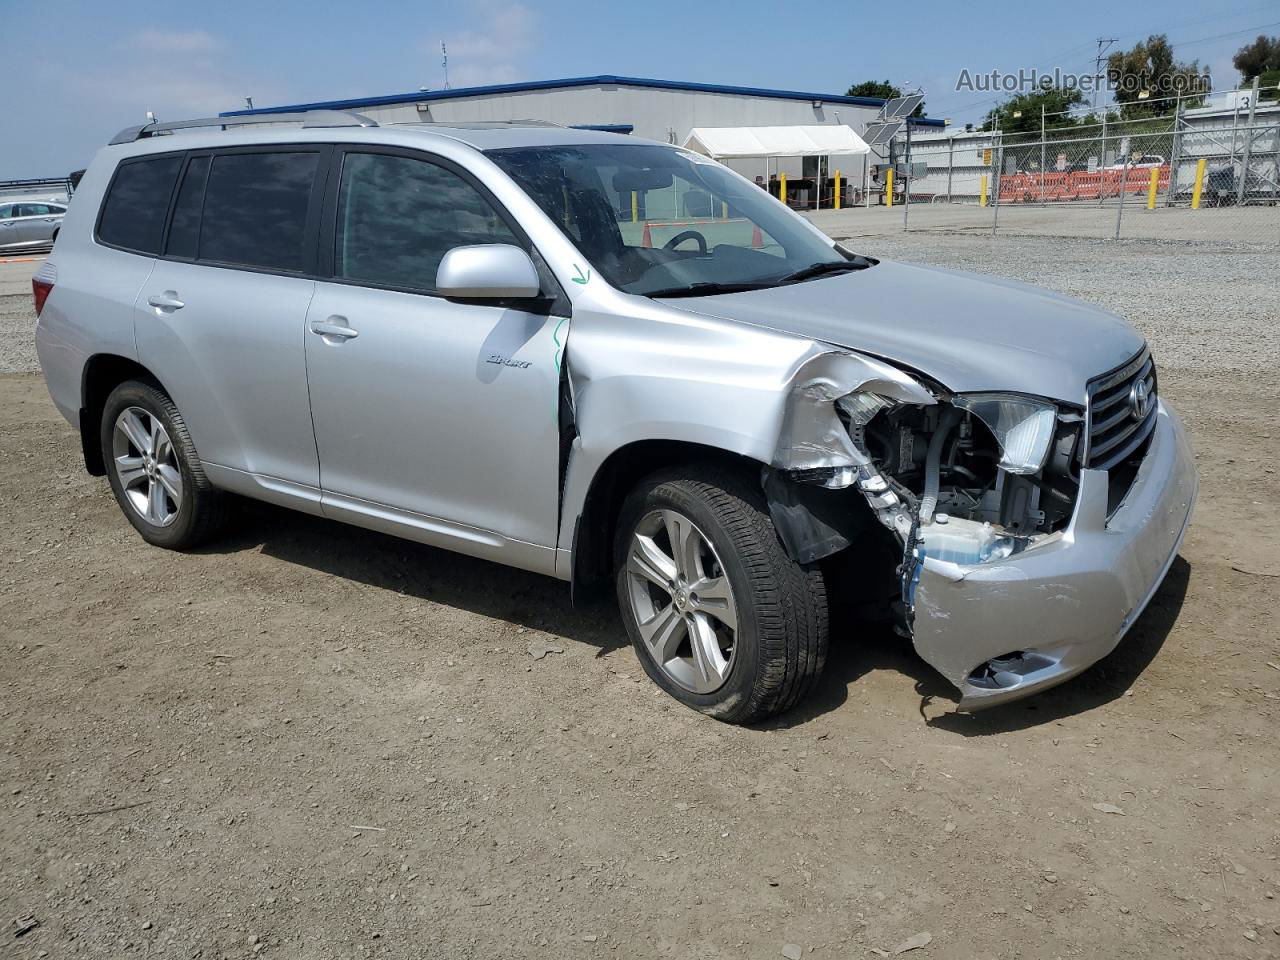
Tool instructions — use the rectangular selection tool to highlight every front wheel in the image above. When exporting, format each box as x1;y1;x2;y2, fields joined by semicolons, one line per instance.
615;466;828;724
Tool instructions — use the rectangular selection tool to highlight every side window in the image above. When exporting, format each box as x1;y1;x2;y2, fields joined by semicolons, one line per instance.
98;155;183;254
0;205;12;220
199;151;319;273
166;155;211;260
334;152;519;292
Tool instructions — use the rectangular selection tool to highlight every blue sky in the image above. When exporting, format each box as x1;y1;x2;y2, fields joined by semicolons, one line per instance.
3;0;1277;179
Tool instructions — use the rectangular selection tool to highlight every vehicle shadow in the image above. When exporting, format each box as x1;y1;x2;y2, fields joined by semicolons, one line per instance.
200;499;628;654
924;556;1191;736
768;556;1191;732
203;501;1189;732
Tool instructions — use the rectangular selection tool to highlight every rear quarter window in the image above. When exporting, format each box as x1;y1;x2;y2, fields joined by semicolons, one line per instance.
97;155;183;254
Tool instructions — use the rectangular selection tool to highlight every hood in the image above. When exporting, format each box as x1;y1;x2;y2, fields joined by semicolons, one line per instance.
665;260;1145;405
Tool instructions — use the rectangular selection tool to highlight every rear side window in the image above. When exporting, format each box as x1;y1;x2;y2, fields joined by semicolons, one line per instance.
166;156;210;260
334;152;519;292
98;155;183;254
199;152;319;273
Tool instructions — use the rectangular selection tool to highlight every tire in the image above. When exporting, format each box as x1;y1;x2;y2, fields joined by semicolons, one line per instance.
614;465;828;724
100;380;226;549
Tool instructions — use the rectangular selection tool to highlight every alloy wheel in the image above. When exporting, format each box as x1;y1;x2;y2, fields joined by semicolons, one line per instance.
112;406;182;527
624;509;739;694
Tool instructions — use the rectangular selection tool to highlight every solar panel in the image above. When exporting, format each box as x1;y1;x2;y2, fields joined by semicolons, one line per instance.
862;119;905;146
883;94;925;120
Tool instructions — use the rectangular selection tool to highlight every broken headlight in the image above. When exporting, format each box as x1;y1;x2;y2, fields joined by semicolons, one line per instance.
951;394;1057;475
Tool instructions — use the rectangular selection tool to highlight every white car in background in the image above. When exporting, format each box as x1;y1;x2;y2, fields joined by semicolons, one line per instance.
0;201;67;251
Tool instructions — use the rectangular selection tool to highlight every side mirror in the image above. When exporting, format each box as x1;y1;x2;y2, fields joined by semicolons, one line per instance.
436;244;541;300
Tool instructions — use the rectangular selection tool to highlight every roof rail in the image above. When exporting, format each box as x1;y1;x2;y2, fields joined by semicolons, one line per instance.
108;110;378;146
402;119;567;128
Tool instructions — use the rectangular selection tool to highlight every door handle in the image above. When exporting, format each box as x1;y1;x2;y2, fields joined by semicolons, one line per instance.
309;317;359;341
147;291;185;311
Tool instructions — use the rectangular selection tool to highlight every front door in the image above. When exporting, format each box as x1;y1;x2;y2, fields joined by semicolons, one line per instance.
304;148;567;571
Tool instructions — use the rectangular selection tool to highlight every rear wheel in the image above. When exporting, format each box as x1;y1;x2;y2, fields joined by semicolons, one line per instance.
100;380;225;549
615;466;828;723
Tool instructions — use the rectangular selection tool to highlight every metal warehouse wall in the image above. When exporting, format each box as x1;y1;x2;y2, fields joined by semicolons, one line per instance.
353;83;881;181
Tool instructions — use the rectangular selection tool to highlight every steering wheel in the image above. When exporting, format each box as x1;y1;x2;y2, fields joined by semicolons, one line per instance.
663;230;708;254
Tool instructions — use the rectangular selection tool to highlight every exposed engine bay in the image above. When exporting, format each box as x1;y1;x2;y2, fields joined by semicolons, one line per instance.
858;399;1083;564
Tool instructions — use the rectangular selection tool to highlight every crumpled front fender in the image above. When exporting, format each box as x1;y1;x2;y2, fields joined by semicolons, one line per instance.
771;350;935;470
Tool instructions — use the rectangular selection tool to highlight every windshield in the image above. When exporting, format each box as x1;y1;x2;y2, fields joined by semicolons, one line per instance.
487;143;866;297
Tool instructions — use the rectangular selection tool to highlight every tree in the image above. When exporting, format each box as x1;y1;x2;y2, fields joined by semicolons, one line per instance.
845;80;925;117
1106;35;1208;116
983;87;1087;134
1233;35;1280;81
1233;35;1280;94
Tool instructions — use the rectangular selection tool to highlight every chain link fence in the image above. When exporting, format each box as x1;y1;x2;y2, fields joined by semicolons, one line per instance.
860;114;1280;247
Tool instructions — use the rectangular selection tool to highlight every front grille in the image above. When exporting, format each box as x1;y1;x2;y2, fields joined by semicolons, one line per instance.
1083;347;1158;472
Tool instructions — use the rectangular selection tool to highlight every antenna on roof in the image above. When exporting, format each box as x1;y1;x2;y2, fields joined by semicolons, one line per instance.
244;96;254;110
145;111;157;123
441;42;449;90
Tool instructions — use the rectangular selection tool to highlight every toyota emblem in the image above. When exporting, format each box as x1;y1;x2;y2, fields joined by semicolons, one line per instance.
1128;379;1152;421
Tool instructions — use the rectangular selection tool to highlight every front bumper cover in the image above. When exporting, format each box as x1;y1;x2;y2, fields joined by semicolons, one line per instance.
912;398;1197;710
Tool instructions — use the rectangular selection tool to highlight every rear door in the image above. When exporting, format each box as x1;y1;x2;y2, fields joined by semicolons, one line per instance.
17;203;59;244
135;146;327;492
303;146;567;568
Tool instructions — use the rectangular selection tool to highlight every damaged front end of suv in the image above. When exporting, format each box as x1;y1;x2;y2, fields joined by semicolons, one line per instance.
766;346;1196;710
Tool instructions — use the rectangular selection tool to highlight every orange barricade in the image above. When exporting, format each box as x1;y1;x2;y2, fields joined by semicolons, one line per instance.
995;166;1170;204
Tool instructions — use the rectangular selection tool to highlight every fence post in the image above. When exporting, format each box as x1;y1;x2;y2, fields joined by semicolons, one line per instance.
1237;77;1260;205
1040;104;1046;205
903;121;912;230
991;133;1003;235
1167;99;1183;206
946;136;954;202
1113;152;1132;240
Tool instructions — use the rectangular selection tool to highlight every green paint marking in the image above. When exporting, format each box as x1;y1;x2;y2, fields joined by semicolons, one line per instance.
551;314;569;420
570;264;591;285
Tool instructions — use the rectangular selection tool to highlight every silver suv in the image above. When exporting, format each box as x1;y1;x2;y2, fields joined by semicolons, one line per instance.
34;112;1197;723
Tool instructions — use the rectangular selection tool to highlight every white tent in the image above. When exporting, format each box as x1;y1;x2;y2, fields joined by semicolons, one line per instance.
682;125;871;159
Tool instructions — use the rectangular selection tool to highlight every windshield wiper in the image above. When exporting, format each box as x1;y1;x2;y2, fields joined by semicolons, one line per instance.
644;281;775;299
775;259;872;284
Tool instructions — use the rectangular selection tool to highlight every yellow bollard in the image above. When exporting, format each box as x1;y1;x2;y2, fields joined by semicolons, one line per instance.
779;172;787;205
834;170;842;210
886;167;894;208
1147;168;1159;209
630;191;638;222
1190;158;1207;210
980;174;988;207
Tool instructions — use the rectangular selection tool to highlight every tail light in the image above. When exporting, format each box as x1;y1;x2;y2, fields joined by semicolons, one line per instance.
32;277;54;317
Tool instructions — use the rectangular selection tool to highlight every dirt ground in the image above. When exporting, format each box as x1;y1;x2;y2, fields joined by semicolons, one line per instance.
2;237;1280;960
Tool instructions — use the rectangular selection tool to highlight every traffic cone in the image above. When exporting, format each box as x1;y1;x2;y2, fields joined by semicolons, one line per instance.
641;222;652;248
751;223;763;249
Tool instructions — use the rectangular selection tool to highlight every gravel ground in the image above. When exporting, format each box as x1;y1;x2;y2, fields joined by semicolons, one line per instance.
0;259;42;374
2;237;1279;959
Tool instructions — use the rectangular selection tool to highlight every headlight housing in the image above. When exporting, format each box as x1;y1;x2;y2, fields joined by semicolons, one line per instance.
951;394;1057;475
